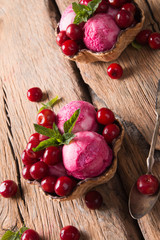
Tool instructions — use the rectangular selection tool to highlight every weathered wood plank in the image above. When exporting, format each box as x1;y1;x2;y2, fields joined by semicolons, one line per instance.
91;91;160;240
55;0;160;149
0;0;143;239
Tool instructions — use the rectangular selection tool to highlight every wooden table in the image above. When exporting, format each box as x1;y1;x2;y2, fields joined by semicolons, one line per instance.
0;0;159;239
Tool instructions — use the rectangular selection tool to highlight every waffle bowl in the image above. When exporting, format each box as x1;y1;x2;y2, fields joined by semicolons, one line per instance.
55;1;145;63
28;119;124;201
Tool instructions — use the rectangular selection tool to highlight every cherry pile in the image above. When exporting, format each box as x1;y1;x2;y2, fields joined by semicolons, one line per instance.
135;29;160;49
21;108;77;197
96;107;120;144
56;0;141;56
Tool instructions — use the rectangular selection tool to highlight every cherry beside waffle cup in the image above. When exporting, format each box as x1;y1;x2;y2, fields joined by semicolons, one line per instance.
55;1;145;63
28;119;124;201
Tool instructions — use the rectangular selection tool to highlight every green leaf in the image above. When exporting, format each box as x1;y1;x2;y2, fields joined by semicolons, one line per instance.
38;96;59;113
19;226;29;235
73;0;102;24
131;40;142;50
88;0;102;13
34;124;56;138
1;231;15;240
32;138;60;152
72;2;84;14
63;109;80;133
47;96;59;108
62;133;75;145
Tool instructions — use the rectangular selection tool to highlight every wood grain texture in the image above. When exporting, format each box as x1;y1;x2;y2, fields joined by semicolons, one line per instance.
0;0;144;239
91;91;160;240
55;0;160;149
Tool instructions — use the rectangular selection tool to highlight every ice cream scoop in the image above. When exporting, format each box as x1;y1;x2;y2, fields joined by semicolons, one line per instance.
62;131;113;179
59;4;76;31
83;13;120;52
56;101;98;133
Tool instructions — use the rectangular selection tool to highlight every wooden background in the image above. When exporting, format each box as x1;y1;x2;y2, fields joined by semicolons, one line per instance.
0;0;159;239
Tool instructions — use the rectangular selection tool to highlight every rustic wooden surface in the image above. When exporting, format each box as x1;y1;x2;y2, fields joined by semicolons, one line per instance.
0;0;159;239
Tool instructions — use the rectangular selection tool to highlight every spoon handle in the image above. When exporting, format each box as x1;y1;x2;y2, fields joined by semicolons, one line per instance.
147;112;160;173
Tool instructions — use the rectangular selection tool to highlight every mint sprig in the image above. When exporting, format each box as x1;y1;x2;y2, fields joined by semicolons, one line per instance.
32;109;80;151
38;96;59;113
72;0;102;25
1;226;29;240
64;109;80;133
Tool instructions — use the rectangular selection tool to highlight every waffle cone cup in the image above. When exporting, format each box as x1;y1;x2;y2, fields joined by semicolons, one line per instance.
56;1;145;63
28;119;124;201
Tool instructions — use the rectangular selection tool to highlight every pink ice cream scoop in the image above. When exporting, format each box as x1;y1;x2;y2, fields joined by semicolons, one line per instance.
59;4;76;31
83;13;120;52
63;131;113;179
56;101;98;133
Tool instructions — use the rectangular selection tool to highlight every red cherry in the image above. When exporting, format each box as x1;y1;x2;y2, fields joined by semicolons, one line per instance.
30;161;49;180
135;29;152;45
137;174;159;195
80;0;92;5
116;9;134;29
21;150;39;165
54;176;75;196
39;125;52;141
41;176;57;193
60;225;80;240
21;229;40;240
121;3;136;15
108;0;126;8
102;124;120;144
26;140;43;159
96;108;115;125
107;63;123;79
37;109;56;127
85;190;103;210
61;40;79;56
43;146;62;166
56;31;69;46
22;165;34;180
148;32;160;49
66;24;83;40
29;133;40;142
96;0;109;13
27;87;43;102
0;180;18;198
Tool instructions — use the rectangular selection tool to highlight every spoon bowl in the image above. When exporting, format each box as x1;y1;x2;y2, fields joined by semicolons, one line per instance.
129;181;160;219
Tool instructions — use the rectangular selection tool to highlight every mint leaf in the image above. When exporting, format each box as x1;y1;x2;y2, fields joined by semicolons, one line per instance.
63;109;80;133
73;0;102;24
131;40;142;50
52;123;62;140
38;96;59;113
47;96;59;108
32;138;60;152
34;124;56;138
19;226;29;235
1;231;15;240
63;133;75;145
72;2;85;14
88;0;102;13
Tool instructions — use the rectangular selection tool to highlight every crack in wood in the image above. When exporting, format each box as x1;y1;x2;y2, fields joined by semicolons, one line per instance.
2;86;26;226
145;0;160;31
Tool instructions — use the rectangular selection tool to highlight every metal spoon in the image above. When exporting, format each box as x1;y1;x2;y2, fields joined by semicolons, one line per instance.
129;80;160;219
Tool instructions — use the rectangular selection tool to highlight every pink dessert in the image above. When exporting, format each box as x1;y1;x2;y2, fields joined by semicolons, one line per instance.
83;13;120;52
62;131;113;179
57;101;98;133
59;4;76;31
